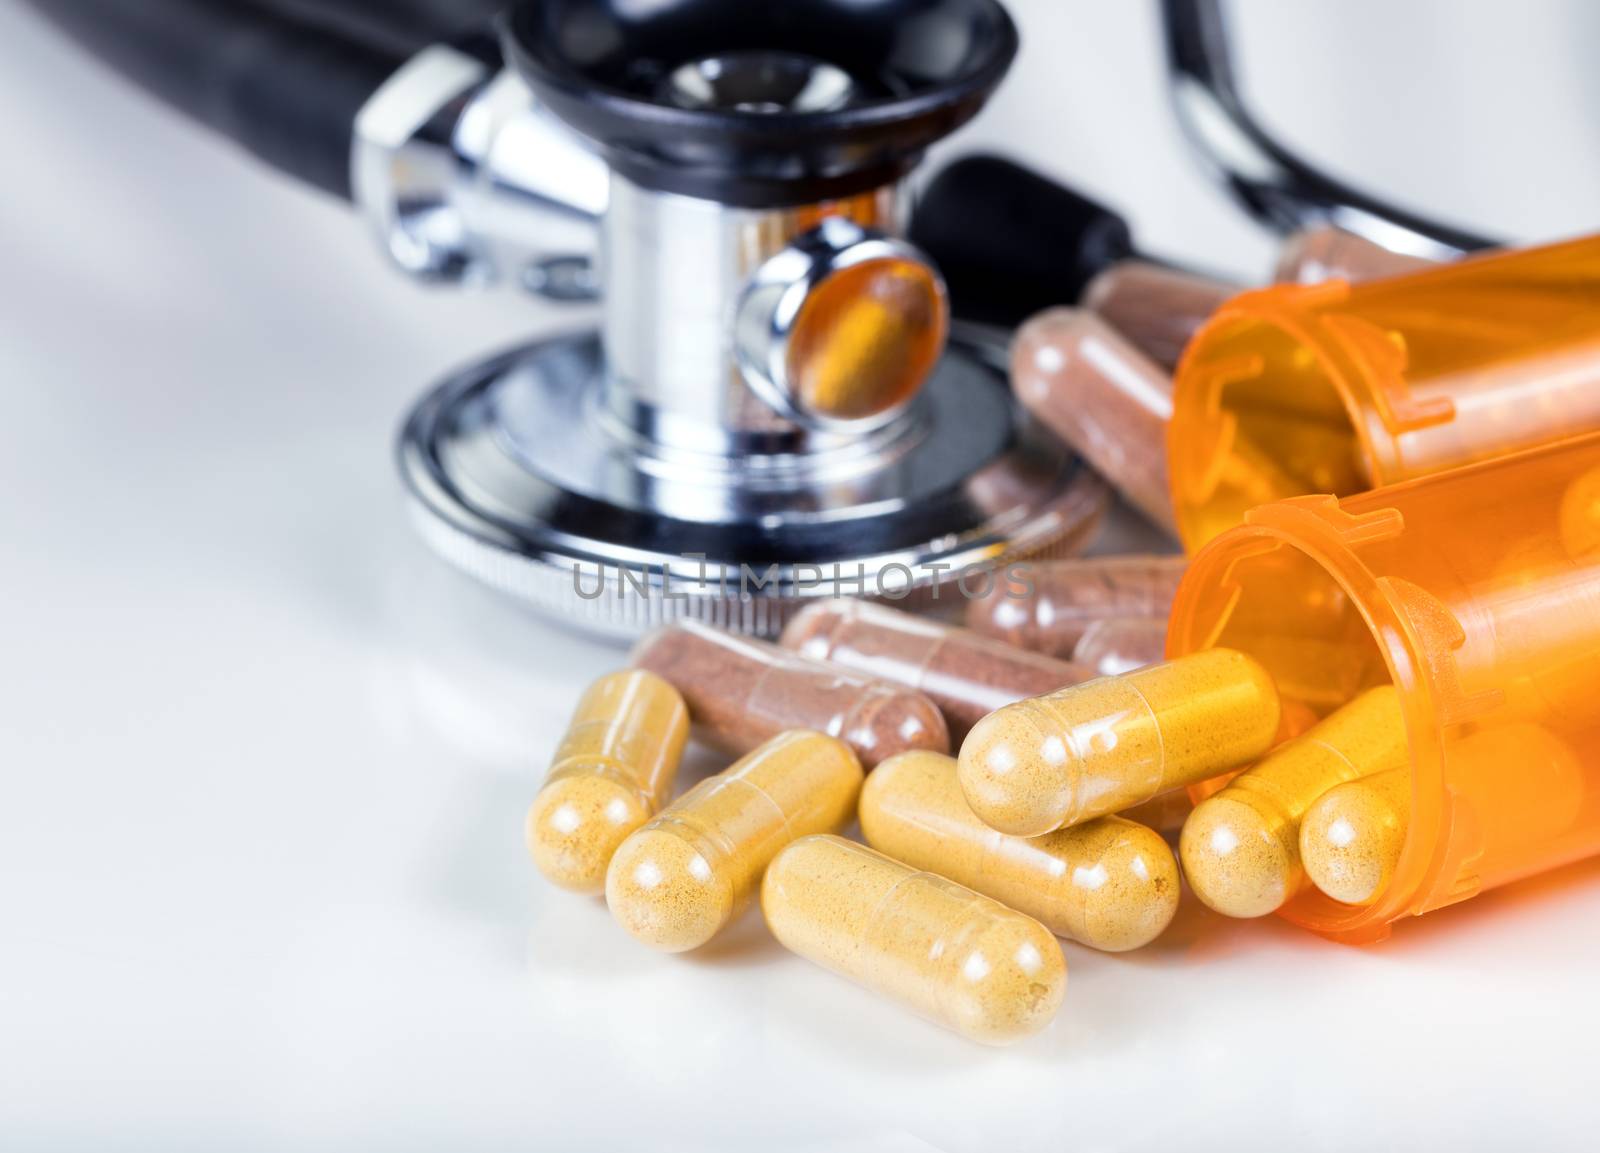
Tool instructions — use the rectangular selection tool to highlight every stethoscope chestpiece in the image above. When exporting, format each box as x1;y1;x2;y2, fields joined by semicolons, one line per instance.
501;0;1018;207
394;0;1107;636
502;0;1009;431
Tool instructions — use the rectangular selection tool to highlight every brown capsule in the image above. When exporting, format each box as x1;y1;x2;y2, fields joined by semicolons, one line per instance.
606;730;862;952
1081;259;1237;370
630;621;948;768
1072;616;1169;676
525;670;689;894
1011;308;1176;533
779;600;1091;741
762;835;1066;1045
964;553;1187;659
861;751;1180;951
1275;226;1436;285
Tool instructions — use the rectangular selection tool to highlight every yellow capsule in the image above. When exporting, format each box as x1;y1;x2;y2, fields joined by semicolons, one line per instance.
1299;766;1410;906
606;730;862;952
1299;722;1585;908
958;649;1280;837
861;751;1179;951
1181;685;1406;918
762;835;1066;1045
525;670;689;894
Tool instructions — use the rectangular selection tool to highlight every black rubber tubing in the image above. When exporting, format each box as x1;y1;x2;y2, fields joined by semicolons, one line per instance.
909;153;1139;329
20;0;410;198
250;1;511;57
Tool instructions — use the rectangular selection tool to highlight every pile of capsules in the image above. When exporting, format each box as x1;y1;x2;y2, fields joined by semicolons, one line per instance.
525;569;1412;1045
523;225;1431;1045
1007;223;1432;537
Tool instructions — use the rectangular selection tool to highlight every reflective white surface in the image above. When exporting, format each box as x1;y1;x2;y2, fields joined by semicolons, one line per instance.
5;3;1600;1149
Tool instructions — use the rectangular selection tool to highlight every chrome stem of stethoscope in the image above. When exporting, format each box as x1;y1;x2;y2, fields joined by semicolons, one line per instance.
352;44;608;298
365;1;1108;638
1161;0;1496;260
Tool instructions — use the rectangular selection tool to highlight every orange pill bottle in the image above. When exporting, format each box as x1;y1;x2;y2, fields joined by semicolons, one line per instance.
1166;433;1600;942
1169;233;1600;549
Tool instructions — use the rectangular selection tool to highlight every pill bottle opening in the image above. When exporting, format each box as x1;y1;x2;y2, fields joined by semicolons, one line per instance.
1170;300;1384;552
1167;505;1446;943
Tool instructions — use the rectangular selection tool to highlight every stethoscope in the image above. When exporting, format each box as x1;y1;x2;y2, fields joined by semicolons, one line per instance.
1162;0;1492;259
27;0;1494;637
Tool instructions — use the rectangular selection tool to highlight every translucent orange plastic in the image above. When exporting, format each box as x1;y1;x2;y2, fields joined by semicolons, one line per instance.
1168;433;1600;942
789;257;948;422
1170;233;1600;549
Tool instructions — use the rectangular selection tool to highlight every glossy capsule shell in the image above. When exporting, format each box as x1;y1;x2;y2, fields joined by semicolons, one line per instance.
606;730;862;952
1181;685;1407;918
1274;225;1436;285
1081;259;1236;370
525;670;689;893
1298;723;1584;908
630;622;948;767
959;649;1280;837
1072;616;1169;676
1011;309;1177;532
1299;766;1410;906
965;554;1187;660
762;835;1066;1044
780;600;1091;740
861;751;1179;951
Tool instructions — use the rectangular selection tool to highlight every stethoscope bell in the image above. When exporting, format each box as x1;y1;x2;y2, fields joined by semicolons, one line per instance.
392;0;1105;637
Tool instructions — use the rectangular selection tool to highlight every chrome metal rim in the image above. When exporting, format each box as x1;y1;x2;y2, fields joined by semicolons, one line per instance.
397;329;1106;637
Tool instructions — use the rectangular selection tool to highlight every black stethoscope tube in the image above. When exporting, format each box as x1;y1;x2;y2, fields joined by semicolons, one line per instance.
248;0;511;57
20;0;409;197
26;0;1501;265
1161;0;1495;256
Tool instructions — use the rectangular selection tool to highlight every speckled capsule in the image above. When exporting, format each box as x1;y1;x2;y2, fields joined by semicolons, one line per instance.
630;621;948;768
1010;309;1177;532
959;649;1281;837
1072;616;1169;676
1181;685;1406;918
1299;766;1410;906
606;730;862;952
861;751;1179;951
964;554;1187;660
780;600;1092;740
1299;722;1585;908
525;670;689;893
1274;225;1436;285
1081;260;1236;370
762;835;1066;1044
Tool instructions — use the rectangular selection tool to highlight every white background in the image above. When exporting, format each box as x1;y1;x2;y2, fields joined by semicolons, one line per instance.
5;2;1600;1149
